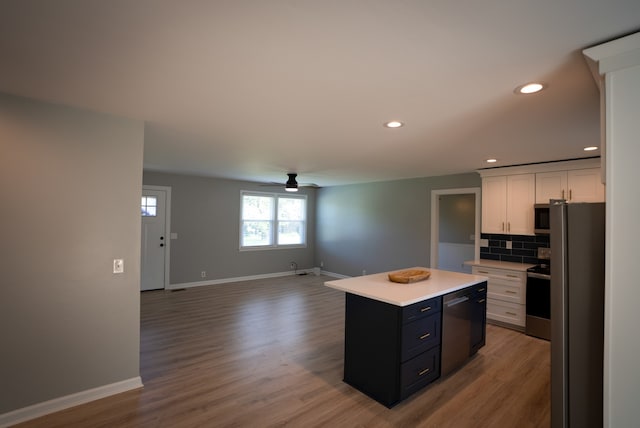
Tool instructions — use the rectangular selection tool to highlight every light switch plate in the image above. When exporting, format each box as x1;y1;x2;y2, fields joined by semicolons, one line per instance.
113;259;124;274
480;239;489;247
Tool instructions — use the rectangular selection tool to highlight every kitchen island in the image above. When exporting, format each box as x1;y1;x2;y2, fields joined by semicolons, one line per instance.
325;268;488;407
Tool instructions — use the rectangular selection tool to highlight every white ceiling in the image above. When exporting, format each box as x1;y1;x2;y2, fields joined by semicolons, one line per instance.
1;1;639;187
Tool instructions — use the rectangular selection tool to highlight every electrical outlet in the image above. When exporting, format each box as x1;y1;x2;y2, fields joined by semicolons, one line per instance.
201;271;206;278
320;261;324;268
290;262;296;270
113;259;124;274
506;241;513;250
362;269;367;276
538;247;551;259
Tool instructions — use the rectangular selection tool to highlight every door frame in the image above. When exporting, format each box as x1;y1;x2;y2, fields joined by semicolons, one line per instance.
430;187;481;269
142;185;172;290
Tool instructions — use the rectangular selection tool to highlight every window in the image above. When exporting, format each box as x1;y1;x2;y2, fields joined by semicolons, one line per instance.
141;196;157;217
240;191;307;249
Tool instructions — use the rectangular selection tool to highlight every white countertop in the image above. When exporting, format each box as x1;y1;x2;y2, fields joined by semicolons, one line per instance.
463;259;536;272
324;267;488;306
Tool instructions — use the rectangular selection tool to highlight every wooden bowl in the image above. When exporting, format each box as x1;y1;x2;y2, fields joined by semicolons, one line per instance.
388;269;431;284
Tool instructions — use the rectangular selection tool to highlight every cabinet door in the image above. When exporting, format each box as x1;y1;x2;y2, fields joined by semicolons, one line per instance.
482;176;507;234
506;174;535;235
567;168;605;202
536;171;568;203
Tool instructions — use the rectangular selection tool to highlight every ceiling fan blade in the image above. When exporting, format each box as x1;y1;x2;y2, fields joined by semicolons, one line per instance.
258;173;320;189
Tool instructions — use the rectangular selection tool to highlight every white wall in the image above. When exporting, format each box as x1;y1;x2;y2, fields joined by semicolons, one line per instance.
604;63;640;428
316;174;480;277
585;32;640;428
0;93;144;417
142;171;316;285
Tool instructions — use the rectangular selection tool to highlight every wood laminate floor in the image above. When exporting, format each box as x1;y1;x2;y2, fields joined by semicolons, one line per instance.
15;274;550;428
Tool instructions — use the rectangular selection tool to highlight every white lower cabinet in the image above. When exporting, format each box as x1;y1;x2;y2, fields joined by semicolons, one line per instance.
472;266;526;329
486;299;525;327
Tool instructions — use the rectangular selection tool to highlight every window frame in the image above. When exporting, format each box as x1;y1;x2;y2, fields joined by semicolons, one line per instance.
239;190;307;251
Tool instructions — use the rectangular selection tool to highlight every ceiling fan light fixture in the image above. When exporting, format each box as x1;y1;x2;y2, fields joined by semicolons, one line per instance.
285;173;299;192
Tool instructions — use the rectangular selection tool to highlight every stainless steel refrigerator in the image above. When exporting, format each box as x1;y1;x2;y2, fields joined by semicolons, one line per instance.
550;200;605;428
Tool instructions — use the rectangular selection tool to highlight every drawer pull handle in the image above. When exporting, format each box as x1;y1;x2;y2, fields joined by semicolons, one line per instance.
420;306;432;312
418;368;430;376
478;270;489;274
419;332;431;340
477;299;486;303
507;274;519;278
506;311;517;316
505;290;517;294
478;288;485;292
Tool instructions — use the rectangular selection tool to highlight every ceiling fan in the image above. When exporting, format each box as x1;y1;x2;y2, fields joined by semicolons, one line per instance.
262;173;320;192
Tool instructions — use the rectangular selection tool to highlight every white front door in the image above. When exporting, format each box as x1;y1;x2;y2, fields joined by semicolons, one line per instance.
141;187;168;291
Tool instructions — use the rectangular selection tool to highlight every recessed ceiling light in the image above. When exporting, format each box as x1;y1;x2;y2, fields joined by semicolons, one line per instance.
584;146;599;151
486;158;498;163
514;82;546;94
384;121;404;128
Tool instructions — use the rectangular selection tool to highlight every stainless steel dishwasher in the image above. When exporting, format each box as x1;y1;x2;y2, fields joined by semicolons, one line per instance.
441;287;472;376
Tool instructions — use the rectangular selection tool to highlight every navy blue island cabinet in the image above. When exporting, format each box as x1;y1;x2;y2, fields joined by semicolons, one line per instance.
335;275;488;408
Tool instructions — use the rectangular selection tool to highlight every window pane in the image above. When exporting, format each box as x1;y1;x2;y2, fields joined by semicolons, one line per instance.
242;195;274;220
278;197;305;220
242;221;272;246
141;196;158;217
278;221;304;245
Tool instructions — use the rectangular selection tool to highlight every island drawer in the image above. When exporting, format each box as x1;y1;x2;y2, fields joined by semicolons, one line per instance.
401;312;441;361
400;346;440;399
402;296;442;323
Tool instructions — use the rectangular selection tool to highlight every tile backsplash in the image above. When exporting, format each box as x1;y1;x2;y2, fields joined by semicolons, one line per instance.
480;233;550;264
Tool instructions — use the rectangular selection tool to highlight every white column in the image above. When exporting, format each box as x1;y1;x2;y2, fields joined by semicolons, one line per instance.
583;32;640;428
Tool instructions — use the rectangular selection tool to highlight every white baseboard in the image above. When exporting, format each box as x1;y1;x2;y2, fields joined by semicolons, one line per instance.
320;270;350;279
0;377;143;428
167;269;316;290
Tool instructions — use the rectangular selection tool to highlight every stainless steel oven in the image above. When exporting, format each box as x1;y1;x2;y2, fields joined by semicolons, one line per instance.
526;265;550;340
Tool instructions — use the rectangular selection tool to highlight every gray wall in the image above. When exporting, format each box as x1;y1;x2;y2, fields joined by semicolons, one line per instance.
316;173;480;277
142;171;316;284
439;193;475;244
0;94;144;413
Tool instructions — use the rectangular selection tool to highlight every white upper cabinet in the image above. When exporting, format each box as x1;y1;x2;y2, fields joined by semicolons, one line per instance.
482;174;535;235
535;168;604;203
506;174;536;235
567;169;605;202
482;176;508;234
480;159;604;236
535;171;568;203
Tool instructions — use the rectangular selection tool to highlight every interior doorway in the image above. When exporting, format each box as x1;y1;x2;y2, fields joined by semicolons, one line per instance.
430;188;480;273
